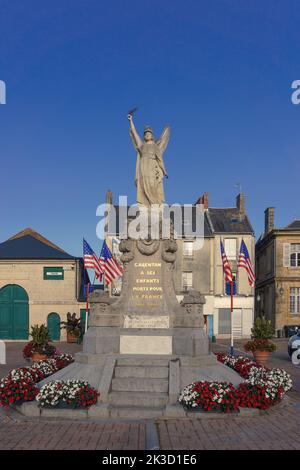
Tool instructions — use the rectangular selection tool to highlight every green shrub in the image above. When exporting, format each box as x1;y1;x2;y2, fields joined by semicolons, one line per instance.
251;316;274;340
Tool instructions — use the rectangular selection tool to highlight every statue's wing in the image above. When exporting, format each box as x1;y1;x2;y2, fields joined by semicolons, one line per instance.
156;126;170;153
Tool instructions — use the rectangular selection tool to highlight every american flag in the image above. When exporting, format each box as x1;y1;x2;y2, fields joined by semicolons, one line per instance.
238;240;256;287
83;239;103;279
220;240;233;283
99;240;123;286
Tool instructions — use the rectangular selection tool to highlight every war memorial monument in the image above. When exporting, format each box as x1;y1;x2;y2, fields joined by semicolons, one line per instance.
22;113;241;419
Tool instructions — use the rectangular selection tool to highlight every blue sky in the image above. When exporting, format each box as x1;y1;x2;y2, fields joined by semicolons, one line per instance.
0;0;299;256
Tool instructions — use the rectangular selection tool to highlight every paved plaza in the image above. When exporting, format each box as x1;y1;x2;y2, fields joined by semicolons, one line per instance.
0;340;300;450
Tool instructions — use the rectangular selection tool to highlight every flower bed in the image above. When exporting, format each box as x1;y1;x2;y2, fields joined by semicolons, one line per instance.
179;381;239;413
0;354;74;408
179;353;292;412
36;380;99;408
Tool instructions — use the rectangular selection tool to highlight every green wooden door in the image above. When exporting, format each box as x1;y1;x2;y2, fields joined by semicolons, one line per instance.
47;312;61;341
0;285;29;339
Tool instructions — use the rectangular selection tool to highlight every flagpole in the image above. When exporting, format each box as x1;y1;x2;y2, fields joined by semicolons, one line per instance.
85;282;90;333
230;280;234;356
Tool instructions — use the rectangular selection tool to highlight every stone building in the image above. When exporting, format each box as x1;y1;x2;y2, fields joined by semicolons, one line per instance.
0;228;88;340
255;208;300;337
106;192;255;339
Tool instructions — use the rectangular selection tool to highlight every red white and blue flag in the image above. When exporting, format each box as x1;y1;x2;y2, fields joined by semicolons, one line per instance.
220;240;233;283
99;240;123;286
83;238;103;280
238;239;256;287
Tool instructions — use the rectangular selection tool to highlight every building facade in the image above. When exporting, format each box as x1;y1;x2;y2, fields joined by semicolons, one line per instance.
0;228;87;340
256;208;300;337
106;192;255;339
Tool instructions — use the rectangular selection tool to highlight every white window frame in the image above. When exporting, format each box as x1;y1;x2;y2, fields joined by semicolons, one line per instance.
290;288;300;314
182;271;193;290
224;238;237;260
290;244;300;268
183;241;194;257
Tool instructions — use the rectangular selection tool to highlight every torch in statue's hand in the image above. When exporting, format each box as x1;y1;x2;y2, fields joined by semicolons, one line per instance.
127;107;138;121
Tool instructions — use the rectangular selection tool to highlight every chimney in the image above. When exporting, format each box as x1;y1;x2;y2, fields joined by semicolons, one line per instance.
264;207;275;235
106;189;113;205
195;192;209;209
236;193;245;218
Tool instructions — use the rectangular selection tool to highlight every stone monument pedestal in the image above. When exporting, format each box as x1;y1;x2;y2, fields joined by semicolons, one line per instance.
83;237;210;358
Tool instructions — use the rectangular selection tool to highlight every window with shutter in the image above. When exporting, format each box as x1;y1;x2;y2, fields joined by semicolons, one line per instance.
290;244;300;267
283;244;290;267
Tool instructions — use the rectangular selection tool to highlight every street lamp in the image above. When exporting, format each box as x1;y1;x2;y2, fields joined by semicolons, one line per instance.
279;286;284;297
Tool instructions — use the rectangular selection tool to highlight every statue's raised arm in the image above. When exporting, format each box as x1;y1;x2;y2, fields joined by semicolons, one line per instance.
128;114;143;150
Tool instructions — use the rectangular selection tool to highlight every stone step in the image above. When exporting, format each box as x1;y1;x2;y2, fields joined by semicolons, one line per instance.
114;366;169;379
110;406;164;419
112;377;169;393
116;357;170;367
109;391;168;408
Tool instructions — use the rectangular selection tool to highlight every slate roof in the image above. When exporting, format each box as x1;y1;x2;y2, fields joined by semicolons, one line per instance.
208;208;254;234
0;229;75;259
284;220;300;231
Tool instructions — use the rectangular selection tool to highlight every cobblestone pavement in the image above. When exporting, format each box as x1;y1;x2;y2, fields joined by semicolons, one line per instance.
0;340;300;450
0;418;146;450
158;405;300;450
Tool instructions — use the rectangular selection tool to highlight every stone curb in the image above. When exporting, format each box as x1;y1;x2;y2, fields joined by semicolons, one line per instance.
14;395;291;421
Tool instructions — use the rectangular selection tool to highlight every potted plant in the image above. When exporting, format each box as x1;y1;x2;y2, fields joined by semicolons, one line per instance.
244;316;276;366
23;324;56;362
60;312;82;343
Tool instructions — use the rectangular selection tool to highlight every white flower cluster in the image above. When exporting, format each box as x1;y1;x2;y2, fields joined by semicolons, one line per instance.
31;359;59;377
179;384;199;408
222;355;256;370
7;368;35;382
36;379;88;407
30;355;73;378
221;354;293;401
246;366;292;400
222;355;243;367
56;353;73;363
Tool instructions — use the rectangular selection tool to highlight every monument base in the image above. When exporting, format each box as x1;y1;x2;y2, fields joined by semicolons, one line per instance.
35;351;243;419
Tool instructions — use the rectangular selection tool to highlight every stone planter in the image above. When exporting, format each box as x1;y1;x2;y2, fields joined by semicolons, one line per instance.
31;352;48;362
253;350;270;366
67;331;79;343
40;401;81;410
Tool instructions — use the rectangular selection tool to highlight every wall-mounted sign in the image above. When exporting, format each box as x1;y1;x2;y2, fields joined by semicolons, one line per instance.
43;267;64;280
